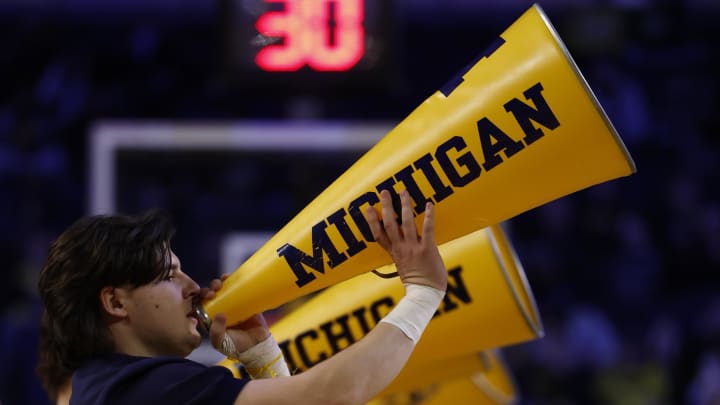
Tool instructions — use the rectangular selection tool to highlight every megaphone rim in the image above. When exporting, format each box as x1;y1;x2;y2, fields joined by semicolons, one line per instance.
472;350;520;405
531;3;637;175
487;224;545;339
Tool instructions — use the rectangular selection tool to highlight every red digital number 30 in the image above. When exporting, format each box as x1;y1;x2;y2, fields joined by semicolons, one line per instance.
256;0;365;72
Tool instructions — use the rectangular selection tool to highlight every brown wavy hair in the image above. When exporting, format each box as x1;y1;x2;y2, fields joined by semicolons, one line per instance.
36;209;175;400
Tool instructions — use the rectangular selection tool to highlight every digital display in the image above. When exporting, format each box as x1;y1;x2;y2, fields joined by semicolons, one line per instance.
255;0;365;72
221;0;397;92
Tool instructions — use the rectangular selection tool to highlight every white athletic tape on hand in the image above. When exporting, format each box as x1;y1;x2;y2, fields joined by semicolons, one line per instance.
380;284;445;343
221;334;291;378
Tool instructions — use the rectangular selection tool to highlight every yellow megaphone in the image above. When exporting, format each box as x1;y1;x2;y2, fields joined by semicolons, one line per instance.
199;3;636;326
379;350;518;400
418;374;516;405
369;351;518;405
218;225;541;376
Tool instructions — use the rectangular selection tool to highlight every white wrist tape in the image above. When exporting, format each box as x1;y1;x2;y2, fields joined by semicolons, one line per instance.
380;284;445;344
220;334;291;378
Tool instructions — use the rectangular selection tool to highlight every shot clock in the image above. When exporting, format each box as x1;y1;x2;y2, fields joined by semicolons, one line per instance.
221;0;398;92
254;0;365;72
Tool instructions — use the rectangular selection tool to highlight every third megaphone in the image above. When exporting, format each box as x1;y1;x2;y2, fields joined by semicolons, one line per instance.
372;350;518;404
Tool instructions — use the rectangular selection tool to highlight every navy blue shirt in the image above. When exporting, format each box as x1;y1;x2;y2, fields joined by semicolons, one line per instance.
71;353;249;405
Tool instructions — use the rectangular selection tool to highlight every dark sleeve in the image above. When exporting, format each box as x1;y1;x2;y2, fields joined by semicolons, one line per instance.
106;360;250;405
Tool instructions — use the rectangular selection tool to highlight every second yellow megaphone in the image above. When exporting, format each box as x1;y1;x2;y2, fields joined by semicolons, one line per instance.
202;3;636;325
218;225;541;375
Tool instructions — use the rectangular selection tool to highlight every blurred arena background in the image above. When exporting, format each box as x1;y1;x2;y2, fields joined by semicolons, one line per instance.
1;0;719;404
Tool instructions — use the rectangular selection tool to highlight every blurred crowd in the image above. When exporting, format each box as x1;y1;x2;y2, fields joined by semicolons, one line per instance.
1;2;719;404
